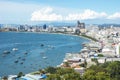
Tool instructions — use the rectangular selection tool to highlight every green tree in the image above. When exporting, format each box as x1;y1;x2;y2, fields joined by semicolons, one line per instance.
82;70;96;80
98;54;104;57
64;62;70;67
96;72;110;80
88;65;107;73
46;67;82;80
46;74;61;80
45;66;57;74
17;72;24;78
63;72;81;80
107;61;120;80
91;58;99;65
56;68;74;75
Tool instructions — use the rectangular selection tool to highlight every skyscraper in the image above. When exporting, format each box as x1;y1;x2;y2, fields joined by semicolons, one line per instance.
75;21;86;34
77;21;85;29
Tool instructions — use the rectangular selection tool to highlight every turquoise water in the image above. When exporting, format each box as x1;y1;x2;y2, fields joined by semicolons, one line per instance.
0;32;89;76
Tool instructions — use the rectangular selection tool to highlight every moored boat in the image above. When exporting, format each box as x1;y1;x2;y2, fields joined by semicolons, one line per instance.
12;48;18;51
3;51;10;54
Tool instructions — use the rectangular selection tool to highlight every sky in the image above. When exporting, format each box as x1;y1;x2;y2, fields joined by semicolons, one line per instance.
0;0;120;24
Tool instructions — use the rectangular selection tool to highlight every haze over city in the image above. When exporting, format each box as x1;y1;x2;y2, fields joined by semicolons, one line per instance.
0;0;120;24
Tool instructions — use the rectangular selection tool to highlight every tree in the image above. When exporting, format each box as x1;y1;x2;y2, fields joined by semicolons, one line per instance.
46;67;82;80
56;68;74;75
63;72;81;80
98;54;104;57
63;62;70;67
46;74;61;80
88;65;107;73
45;66;57;74
17;72;24;78
96;72;110;80
91;58;99;65
107;61;120;80
82;70;96;80
83;70;110;80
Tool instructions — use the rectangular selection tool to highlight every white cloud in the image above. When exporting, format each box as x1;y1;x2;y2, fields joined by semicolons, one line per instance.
65;9;107;20
31;7;120;21
107;12;120;19
31;7;63;21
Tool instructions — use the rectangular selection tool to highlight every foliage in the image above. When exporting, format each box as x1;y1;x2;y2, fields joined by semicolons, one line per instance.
45;66;57;74
83;61;120;80
46;74;61;80
91;58;99;65
9;61;119;80
17;72;24;78
56;68;75;75
96;72;110;80
82;70;96;80
45;61;120;80
81;34;98;41
88;65;107;73
83;69;110;80
46;67;82;80
98;54;104;57
106;61;120;80
63;72;81;80
80;60;87;68
39;69;46;74
64;62;70;67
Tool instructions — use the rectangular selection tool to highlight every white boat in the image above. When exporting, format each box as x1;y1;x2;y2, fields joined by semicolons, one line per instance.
43;57;47;59
12;48;18;51
3;50;10;54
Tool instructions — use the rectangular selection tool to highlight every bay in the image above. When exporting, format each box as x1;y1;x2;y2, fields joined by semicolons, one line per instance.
0;32;89;76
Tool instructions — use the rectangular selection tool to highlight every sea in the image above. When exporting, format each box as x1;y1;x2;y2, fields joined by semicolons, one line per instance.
0;32;89;76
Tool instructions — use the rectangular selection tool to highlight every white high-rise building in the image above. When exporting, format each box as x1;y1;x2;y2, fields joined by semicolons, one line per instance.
116;43;120;57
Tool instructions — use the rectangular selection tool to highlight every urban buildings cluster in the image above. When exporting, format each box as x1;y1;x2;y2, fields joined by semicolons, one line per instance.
59;23;120;75
0;21;86;34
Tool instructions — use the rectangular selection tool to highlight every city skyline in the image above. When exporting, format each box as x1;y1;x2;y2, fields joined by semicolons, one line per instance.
0;0;120;24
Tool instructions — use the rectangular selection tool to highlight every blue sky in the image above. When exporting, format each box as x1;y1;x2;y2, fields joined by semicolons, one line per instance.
0;0;120;24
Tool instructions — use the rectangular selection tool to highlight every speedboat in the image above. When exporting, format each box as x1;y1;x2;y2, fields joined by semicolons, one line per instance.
12;48;18;51
43;56;47;59
14;60;18;63
24;52;28;55
41;44;44;47
3;50;10;54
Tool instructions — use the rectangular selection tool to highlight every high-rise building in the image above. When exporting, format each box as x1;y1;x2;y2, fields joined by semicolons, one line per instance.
116;43;120;57
75;21;86;34
43;24;47;29
18;25;25;32
77;21;85;29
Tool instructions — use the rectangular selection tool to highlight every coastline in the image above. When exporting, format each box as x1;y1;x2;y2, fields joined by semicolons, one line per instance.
0;31;90;77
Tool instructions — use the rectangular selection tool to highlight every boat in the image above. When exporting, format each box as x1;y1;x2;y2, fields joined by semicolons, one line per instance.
12;48;18;51
20;62;24;64
47;45;55;49
43;56;47;59
40;44;44;47
14;60;18;63
18;57;21;59
22;58;26;61
3;51;10;54
24;52;28;55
